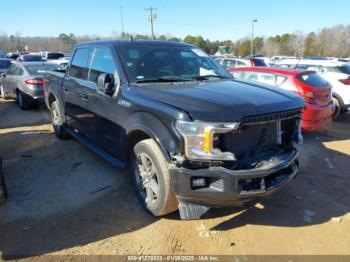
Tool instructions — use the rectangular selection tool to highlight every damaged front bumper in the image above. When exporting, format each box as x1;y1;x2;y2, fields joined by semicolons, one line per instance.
170;149;299;220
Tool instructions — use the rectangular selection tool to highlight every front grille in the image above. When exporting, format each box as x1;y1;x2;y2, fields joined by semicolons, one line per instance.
241;109;302;125
220;110;301;164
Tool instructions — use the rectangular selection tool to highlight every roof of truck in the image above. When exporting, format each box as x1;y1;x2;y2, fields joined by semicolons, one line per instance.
75;40;193;48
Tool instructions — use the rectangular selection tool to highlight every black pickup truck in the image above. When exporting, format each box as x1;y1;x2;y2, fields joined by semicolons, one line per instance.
44;40;305;220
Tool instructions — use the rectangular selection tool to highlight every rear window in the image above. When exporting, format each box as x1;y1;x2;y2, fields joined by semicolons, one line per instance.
0;60;11;69
251;58;267;67
47;53;64;60
339;65;350;75
23;55;44;62
25;64;63;75
297;73;328;87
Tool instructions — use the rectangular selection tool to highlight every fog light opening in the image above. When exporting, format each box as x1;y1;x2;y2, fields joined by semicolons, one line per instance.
191;178;206;189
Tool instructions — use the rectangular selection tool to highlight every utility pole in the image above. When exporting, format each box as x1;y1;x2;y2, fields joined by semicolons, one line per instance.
120;6;125;37
251;19;258;56
145;7;157;40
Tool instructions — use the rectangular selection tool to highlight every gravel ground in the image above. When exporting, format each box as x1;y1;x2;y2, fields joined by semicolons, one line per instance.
0;98;350;259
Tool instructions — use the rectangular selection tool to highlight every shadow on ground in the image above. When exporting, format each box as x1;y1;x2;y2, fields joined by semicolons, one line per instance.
0;98;349;258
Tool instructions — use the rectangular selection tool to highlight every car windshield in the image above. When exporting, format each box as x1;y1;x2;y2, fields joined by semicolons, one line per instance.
25;64;63;75
117;44;232;83
0;60;11;69
24;55;44;62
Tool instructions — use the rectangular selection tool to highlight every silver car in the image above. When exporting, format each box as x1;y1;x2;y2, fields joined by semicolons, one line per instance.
0;62;62;109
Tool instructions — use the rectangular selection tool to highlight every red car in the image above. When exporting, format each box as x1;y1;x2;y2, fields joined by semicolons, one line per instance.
229;67;334;132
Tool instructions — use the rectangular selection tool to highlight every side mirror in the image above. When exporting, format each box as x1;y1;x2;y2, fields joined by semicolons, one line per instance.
97;73;115;96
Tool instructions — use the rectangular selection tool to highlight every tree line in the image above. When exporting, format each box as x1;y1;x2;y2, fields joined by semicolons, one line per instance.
1;24;350;57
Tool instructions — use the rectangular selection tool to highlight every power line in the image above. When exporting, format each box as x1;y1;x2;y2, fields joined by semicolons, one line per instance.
157;20;248;26
120;6;125;36
145;7;157;40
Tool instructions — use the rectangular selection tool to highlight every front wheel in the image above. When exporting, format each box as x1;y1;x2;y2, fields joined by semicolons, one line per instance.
50;101;70;139
132;139;178;216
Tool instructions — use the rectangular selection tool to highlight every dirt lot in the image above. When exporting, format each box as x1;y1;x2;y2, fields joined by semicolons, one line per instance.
0;98;350;258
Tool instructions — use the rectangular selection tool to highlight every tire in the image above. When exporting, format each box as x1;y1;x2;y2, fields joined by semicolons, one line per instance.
50;101;71;139
0;156;7;205
332;96;341;119
16;90;30;110
0;84;8;100
132;139;178;216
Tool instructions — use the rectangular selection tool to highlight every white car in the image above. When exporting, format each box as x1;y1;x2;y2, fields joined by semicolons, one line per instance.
273;59;350;117
49;58;69;70
215;57;267;69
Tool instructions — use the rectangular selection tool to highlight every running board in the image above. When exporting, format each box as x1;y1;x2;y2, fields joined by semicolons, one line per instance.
65;127;125;168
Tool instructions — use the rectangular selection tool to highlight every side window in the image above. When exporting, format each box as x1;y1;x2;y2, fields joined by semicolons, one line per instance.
69;48;91;80
241;71;259;81
15;67;24;76
88;47;116;83
7;64;17;75
276;75;288;86
236;60;247;66
258;73;275;85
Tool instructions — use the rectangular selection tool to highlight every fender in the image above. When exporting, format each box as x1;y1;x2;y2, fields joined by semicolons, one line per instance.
124;112;181;162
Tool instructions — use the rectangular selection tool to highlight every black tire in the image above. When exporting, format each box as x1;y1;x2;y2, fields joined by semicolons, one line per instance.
0;156;7;205
50;101;71;139
16;90;30;110
332;96;341;119
132;139;178;216
0;84;9;100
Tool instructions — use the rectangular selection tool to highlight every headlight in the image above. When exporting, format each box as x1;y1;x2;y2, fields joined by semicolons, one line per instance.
176;120;239;161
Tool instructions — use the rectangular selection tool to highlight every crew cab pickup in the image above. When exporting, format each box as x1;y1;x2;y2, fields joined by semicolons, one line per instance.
44;40;305;220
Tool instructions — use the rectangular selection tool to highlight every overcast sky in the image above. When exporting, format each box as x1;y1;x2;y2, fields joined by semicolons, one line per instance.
1;0;349;40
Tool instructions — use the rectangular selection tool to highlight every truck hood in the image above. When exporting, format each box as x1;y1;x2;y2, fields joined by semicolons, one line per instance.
131;80;305;122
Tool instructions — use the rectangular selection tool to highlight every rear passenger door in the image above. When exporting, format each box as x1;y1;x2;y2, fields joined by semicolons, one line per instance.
64;47;93;134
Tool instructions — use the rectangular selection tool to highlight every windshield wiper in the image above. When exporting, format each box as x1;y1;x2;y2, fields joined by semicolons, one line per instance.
192;75;232;81
135;76;192;83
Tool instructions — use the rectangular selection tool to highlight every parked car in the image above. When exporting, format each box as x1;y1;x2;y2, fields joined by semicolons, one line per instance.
0;155;7;205
6;53;19;60
229;67;334;132
273;60;350;118
216;57;267;69
0;62;62;108
17;54;45;62
44;40;305;220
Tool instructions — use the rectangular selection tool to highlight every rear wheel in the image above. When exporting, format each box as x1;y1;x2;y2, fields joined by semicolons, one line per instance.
332;97;341;119
16;90;30;110
0;84;8;100
51;101;70;139
132;139;178;216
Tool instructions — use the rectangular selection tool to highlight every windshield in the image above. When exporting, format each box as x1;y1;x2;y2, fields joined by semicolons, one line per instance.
0;60;11;69
117;45;232;83
25;64;63;75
